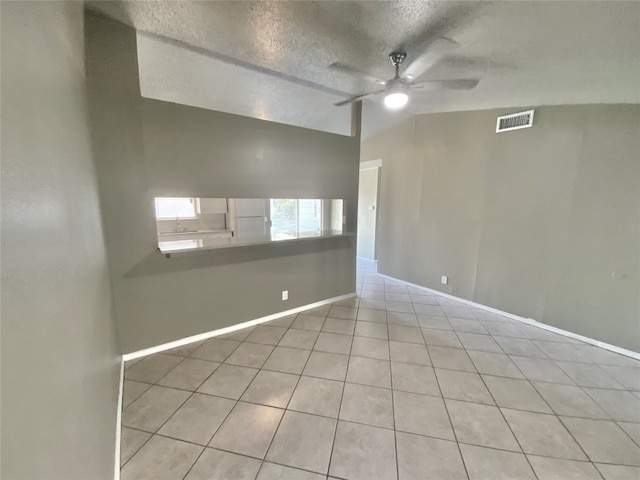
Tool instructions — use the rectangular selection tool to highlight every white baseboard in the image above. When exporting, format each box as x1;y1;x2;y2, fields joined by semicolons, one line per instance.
114;358;124;480
377;273;640;361
122;292;356;361
115;292;355;477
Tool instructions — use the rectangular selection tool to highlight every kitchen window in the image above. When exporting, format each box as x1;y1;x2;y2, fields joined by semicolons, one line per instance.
270;199;322;240
154;197;197;220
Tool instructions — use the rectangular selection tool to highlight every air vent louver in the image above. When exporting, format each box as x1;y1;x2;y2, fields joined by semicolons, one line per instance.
496;110;534;133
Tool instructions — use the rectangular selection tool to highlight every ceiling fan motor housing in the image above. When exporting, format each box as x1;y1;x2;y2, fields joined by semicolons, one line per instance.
389;52;407;67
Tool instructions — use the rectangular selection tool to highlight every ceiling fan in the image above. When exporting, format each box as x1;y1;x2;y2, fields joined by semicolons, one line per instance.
332;42;481;109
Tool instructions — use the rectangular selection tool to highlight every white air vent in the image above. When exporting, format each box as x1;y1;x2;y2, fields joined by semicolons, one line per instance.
496;109;534;133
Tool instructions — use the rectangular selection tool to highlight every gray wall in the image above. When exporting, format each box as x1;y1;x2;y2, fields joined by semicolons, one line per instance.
85;14;359;354
1;2;121;478
361;105;640;352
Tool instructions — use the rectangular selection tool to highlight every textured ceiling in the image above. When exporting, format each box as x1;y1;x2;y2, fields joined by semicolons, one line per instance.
88;1;640;138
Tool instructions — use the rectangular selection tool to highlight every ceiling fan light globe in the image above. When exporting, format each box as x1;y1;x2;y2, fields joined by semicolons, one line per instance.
384;91;409;109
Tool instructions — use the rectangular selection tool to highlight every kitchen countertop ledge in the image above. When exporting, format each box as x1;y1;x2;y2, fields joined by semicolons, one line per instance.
159;230;355;258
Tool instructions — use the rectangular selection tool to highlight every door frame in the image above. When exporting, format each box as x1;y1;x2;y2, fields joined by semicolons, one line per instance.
358;159;382;261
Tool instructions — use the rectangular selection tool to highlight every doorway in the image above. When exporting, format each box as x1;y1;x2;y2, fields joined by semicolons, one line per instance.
357;160;381;261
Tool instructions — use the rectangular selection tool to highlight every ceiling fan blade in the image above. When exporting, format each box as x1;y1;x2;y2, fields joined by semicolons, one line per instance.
437;56;491;71
334;89;387;107
428;79;480;90
397;1;487;80
328;61;386;85
412;78;480;91
402;37;459;81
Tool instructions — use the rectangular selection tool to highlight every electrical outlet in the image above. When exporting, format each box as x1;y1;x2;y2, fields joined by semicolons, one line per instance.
441;276;448;285
282;290;289;301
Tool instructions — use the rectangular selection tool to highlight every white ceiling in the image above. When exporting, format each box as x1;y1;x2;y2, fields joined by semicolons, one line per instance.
88;1;640;138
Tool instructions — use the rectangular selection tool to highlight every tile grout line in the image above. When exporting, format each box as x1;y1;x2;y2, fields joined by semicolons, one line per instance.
132;348;231;476
555;414;614;476
128;392;199;472
553;360;628;391
125;378;626;430
118;432;153;473
386;300;401;480
123;328;256;475
477;373;539;473
120;353;195;471
257;309;330;477
432;352;471;480
325;300;356;479
178;401;234;479
477;371;559;480
122;423;640;470
529;380;614;423
562;385;640;451
592;464;611;480
124;345;635;418
175;342;252;480
183;316;301;480
614;420;640;450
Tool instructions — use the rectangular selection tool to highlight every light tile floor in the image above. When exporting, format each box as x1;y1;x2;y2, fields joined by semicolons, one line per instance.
120;259;640;479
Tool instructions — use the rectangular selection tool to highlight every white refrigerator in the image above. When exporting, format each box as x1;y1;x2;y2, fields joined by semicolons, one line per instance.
232;199;269;238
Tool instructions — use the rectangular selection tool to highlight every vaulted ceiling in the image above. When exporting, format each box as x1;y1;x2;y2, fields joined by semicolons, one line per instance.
88;1;640;138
